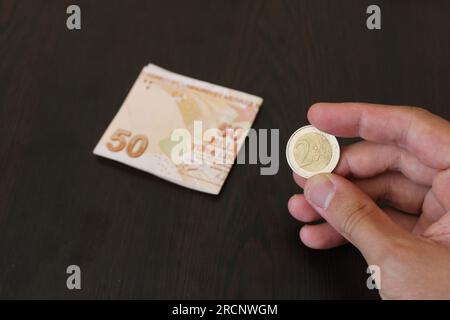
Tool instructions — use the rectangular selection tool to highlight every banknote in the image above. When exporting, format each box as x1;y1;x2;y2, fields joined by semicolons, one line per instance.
93;64;263;194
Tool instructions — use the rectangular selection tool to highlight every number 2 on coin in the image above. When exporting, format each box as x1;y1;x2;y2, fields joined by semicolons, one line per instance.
106;128;148;158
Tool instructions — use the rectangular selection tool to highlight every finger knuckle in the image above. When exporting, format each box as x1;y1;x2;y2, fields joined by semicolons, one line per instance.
342;201;375;240
410;106;430;118
399;106;430;147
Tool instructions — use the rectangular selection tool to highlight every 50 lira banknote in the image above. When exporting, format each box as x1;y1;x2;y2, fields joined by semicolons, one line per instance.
94;64;263;194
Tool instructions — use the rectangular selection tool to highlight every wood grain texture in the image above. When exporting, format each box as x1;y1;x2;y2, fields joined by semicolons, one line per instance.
0;0;449;299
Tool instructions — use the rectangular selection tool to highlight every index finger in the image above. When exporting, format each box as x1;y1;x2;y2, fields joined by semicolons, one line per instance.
308;102;450;169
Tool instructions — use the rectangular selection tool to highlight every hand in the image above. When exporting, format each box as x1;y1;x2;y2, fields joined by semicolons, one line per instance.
288;103;450;299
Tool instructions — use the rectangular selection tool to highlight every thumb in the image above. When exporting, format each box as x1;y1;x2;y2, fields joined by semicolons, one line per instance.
304;173;405;262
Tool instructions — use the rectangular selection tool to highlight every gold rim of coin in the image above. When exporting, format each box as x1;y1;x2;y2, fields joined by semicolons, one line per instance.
286;125;340;179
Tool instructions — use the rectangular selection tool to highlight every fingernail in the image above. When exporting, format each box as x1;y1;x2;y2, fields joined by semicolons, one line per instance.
305;174;335;209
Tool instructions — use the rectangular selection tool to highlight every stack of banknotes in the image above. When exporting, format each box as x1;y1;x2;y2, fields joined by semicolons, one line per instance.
94;64;263;194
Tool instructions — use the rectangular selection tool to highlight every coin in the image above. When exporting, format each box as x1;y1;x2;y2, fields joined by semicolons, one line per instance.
286;125;340;178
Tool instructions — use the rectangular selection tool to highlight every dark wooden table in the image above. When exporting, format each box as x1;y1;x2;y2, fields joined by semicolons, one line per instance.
1;0;449;299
